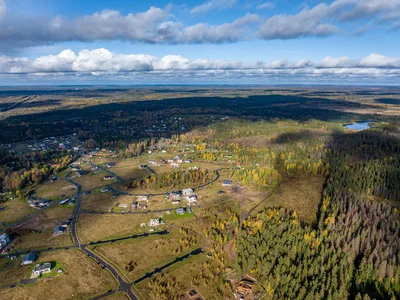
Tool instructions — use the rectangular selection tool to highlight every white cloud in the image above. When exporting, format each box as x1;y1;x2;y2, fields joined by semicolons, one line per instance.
257;2;275;10
190;0;237;14
1;48;400;84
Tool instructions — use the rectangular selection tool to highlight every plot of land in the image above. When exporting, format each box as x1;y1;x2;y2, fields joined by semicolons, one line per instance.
0;199;35;224
109;159;152;181
73;171;111;190
91;230;198;281
0;257;31;285
77;214;151;243
135;254;217;300
0;249;117;300
104;292;130;300
34;179;76;200
254;175;325;224
11;206;74;251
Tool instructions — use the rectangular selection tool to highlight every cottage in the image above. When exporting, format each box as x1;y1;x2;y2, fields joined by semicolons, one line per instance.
182;188;194;196
118;203;129;209
176;208;185;215
54;226;66;235
137;195;149;202
107;162;116;168
187;195;198;203
218;190;225;196
59;199;69;205
139;164;147;169
168;192;182;201
236;279;254;295
104;175;114;180
131;201;139;210
21;252;37;265
60;220;70;227
222;180;233;187
32;263;51;277
171;200;181;205
0;233;10;250
101;187;109;193
148;219;160;227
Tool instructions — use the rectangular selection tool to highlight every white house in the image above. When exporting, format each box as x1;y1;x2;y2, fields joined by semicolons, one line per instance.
0;233;10;250
222;180;233;187
149;219;160;227
137;195;149;202
186;195;198;203
32;263;51;277
182;188;194;196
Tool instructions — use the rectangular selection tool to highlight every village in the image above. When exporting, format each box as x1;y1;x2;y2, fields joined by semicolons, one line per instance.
0;138;262;300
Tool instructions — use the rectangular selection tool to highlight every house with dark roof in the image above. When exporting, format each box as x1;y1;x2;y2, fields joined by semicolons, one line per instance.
21;252;37;265
222;180;233;187
54;226;66;235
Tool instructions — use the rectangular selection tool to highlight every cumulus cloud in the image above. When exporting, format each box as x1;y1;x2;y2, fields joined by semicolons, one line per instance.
1;48;400;84
257;2;275;10
190;0;237;14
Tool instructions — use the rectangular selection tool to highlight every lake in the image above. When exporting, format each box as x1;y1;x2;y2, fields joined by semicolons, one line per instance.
343;121;372;131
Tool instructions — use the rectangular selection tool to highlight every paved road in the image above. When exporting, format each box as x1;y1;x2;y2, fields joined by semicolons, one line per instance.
65;174;139;300
0;278;37;289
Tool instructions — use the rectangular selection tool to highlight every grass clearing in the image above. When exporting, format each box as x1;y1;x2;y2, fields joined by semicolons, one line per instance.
91;230;198;281
73;171;111;191
254;175;325;224
78;214;151;243
0;199;35;224
0;249;117;299
0;258;31;285
11;205;74;251
34;179;76;200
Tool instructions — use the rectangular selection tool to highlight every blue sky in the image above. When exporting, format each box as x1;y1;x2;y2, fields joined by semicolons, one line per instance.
0;0;400;84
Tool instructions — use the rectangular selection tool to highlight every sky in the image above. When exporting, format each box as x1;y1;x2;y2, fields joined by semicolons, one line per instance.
0;0;400;85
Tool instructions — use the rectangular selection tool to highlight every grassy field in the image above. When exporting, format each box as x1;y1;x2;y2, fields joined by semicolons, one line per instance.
0;199;35;224
254;175;325;224
0;257;31;285
0;249;117;299
12;206;74;251
74;171;110;191
77;214;151;243
91;230;198;281
135;254;214;300
34;179;76;200
109;159;152;181
104;292;130;300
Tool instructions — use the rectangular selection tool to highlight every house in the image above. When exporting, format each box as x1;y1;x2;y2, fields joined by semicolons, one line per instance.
0;233;10;250
171;200;181;205
236;279;254;295
118;203;129;209
59;199;69;205
168;192;182;201
187;195;198;203
171;162;180;168
176;208;185;215
131;201;140;210
182;188;194;196
21;252;37;265
184;160;192;164
149;219;160;227
54;226;66;235
32;263;51;277
139;164;147;169
101;187;109;193
137;195;149;202
222;180;233;187
60;220;71;227
103;175;114;180
218;190;225;196
68;200;76;206
107;162;116;168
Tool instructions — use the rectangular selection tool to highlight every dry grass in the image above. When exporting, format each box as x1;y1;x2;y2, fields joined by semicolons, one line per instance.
11;206;74;250
91;231;195;281
78;214;151;243
0;199;35;224
74;171;110;191
34;179;76;200
0;258;31;285
104;292;130;300
0;249;117;300
110;159;152;181
135;254;216;300
255;175;325;224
